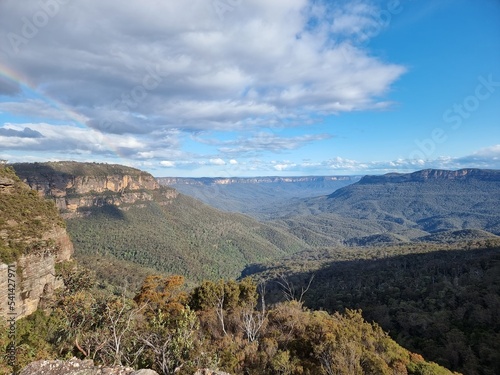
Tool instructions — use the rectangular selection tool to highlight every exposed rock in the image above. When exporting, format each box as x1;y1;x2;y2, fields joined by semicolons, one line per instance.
0;167;73;320
131;370;158;375
0;176;14;193
158;175;353;186
18;358;232;375
0;229;73;319
193;370;232;375
359;168;500;184
18;358;158;375
13;162;160;196
11;162;178;218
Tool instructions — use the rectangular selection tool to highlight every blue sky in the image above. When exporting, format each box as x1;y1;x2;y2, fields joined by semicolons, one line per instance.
0;0;499;177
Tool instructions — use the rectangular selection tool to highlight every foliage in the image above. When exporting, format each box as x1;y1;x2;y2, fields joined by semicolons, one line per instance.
247;241;500;375
66;193;307;285
11;161;152;179
56;260;96;295
1;271;457;375
158;177;356;220
134;275;188;318
0;166;65;263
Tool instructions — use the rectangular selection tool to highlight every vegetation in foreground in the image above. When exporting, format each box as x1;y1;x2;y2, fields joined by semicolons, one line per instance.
0;263;457;375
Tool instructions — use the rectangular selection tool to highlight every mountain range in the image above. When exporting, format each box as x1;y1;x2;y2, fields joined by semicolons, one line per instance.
4;162;500;374
268;168;500;246
10;163;500;286
158;175;360;219
11;162;309;287
3;163;460;375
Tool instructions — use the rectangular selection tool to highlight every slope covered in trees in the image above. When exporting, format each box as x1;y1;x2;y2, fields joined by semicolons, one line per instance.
158;176;359;219
9;162;309;286
270;169;500;245
242;240;500;375
67;191;308;285
0;165;66;263
1;264;458;375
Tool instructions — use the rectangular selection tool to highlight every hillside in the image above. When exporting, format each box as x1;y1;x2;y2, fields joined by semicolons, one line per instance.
242;240;500;375
158;175;359;219
11;162;308;286
0;165;73;318
12;161;163;218
7;273;457;375
271;169;500;245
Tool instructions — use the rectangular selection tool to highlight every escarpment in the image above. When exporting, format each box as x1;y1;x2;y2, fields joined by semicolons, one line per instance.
12;161;178;218
0;166;73;319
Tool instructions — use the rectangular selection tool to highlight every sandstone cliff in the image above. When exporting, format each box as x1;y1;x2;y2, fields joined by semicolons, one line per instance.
12;162;177;218
158;175;354;186
359;168;500;184
0;166;73;319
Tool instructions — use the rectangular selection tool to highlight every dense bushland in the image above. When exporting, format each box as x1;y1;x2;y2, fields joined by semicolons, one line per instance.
244;241;500;375
1;265;457;375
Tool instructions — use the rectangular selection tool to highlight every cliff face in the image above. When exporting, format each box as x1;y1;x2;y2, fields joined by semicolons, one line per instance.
12;162;177;217
0;167;73;319
159;175;354;186
359;168;500;184
20;170;159;196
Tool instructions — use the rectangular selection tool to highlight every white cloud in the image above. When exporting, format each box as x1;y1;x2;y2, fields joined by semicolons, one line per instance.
197;132;333;156
0;123;182;160
0;99;89;124
209;158;226;166
160;161;176;167
6;1;492;179
274;163;296;171
470;144;500;158
0;0;406;136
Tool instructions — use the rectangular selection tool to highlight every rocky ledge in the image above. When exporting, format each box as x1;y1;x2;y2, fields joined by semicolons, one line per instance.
11;162;178;218
19;358;157;375
18;358;232;375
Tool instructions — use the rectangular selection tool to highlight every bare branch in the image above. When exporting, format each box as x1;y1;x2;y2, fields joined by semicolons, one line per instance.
298;274;315;303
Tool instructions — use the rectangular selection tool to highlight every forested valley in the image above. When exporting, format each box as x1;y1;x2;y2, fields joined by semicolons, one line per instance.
2;163;499;375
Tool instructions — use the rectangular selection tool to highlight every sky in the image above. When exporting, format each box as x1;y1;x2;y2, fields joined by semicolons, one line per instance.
0;0;499;177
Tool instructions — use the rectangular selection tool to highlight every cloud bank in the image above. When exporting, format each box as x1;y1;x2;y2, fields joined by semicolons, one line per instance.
0;0;497;176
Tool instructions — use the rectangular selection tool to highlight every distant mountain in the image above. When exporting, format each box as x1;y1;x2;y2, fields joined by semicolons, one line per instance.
158;175;355;185
272;168;500;244
11;162;308;287
359;168;500;183
157;175;360;218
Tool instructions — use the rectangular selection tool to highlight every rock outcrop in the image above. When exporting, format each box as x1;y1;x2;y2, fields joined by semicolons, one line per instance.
11;162;178;218
158;175;354;186
18;358;233;375
1;228;72;318
359;168;500;184
0;166;73;319
0;176;14;194
13;161;159;195
194;370;232;375
19;358;158;375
